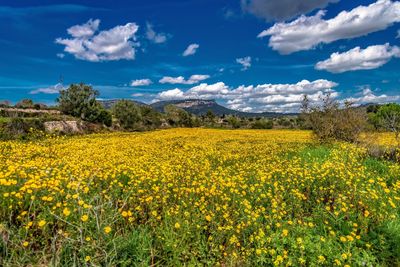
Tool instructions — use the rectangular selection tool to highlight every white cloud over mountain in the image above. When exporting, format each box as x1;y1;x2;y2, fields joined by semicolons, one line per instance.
56;19;139;61
182;43;199;56
155;79;339;112
315;43;400;73
159;75;210;85
258;0;400;54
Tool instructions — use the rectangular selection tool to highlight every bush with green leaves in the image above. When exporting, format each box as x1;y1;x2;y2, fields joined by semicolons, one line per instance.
15;99;34;109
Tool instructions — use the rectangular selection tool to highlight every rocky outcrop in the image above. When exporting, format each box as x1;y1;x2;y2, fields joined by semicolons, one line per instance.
44;121;83;134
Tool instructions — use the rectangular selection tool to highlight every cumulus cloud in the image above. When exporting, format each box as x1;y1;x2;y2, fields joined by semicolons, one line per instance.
130;79;152;86
346;86;400;104
241;0;337;21
159;74;210;85
30;83;65;94
182;43;199;56
315;43;400;73
258;0;400;54
157;88;186;100
155;79;338;113
56;19;139;62
236;56;252;70
145;22;169;44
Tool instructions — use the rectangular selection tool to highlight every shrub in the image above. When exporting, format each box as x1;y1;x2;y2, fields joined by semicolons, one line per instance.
15;99;34;109
374;103;400;144
301;93;367;143
0;118;45;140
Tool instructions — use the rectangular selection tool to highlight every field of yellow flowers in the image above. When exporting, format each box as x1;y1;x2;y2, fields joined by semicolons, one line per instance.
1;129;399;266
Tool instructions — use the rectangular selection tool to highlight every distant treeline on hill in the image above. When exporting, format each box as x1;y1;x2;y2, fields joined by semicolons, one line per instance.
1;83;400;144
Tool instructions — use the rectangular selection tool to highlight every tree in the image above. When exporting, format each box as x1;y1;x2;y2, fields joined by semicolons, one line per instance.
251;118;273;129
112;100;142;130
57;83;111;126
164;105;193;127
375;103;400;143
227;115;241;129
140;105;161;129
206;110;216;122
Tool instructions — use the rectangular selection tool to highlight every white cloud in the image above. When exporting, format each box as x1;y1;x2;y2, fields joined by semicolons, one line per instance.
155;79;338;113
130;79;152;86
258;0;400;54
397;29;400;38
145;22;169;44
56;19;139;62
159;74;210;84
56;53;65;58
316;43;400;73
241;0;337;21
182;43;199;56
346;86;400;104
30;83;65;94
67;18;100;38
157;88;186;100
236;56;252;70
131;93;145;97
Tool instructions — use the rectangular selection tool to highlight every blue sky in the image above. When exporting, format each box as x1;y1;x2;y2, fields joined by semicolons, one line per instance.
0;0;399;112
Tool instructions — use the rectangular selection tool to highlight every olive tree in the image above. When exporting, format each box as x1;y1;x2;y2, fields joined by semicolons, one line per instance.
112;100;142;130
57;83;112;126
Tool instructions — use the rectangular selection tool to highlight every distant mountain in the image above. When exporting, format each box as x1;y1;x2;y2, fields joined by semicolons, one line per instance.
98;99;148;109
150;99;294;117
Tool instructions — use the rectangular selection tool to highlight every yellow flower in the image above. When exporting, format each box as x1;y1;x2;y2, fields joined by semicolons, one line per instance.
205;215;212;222
22;241;29;247
174;222;181;229
63;208;71;217
85;236;91;241
318;255;326;263
121;211;128;217
282;229;289;237
104;226;112;234
38;220;46;227
81;215;89;222
85;256;91;262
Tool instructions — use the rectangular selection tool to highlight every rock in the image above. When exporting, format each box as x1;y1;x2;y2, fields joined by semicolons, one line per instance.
44;121;83;134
